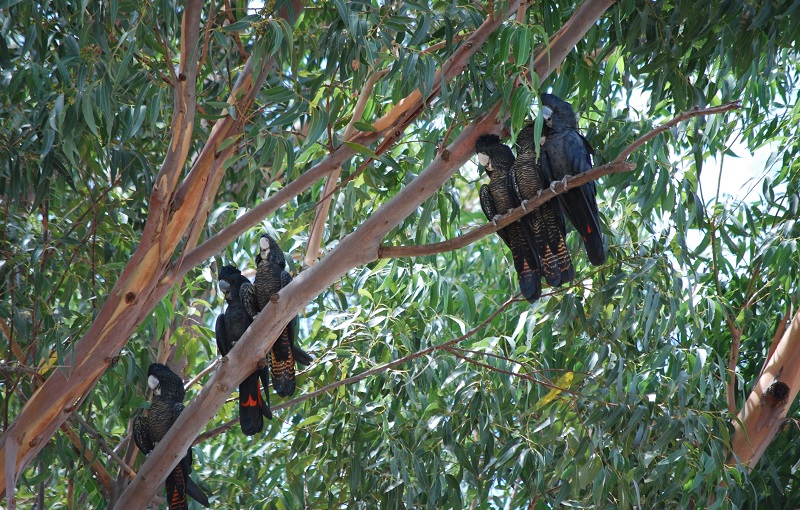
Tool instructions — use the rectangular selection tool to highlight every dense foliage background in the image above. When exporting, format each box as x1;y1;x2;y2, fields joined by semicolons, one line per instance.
2;0;800;508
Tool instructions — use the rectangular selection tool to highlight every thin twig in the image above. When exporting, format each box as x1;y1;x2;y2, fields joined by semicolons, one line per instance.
726;317;742;415
59;422;113;498
0;364;46;381
444;346;579;395
186;358;220;389
71;414;138;479
304;67;394;268
613;102;741;163
448;345;589;377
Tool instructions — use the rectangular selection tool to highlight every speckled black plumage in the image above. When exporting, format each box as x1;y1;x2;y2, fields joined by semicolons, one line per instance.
241;234;312;398
133;363;209;509
475;135;542;302
509;123;574;287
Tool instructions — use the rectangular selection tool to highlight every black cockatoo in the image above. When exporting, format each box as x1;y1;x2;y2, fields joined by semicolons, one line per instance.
216;265;272;435
475;135;542;302
540;93;606;266
242;234;313;398
133;363;209;510
509;123;575;287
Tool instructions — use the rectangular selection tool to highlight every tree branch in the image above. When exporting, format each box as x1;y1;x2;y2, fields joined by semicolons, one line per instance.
726;318;743;415
59;424;113;498
0;364;45;381
379;101;741;259
0;0;279;497
304;67;393;268
70;414;137;480
177;0;527;275
378;160;634;258
443;346;580;396
759;307;792;378
613;102;742;164
729;308;800;470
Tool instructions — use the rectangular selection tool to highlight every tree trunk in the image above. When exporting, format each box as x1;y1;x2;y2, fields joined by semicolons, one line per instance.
730;308;800;469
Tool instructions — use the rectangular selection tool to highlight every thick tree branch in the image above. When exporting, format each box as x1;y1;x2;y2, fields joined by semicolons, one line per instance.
730;308;800;470
0;2;293;498
759;308;792;378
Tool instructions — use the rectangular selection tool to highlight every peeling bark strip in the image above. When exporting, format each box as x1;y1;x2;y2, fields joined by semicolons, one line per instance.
730;308;800;469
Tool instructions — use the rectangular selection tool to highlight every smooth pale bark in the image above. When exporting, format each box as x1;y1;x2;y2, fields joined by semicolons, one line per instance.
730;308;800;469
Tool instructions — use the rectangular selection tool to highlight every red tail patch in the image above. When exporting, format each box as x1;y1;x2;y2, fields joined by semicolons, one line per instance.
242;392;261;407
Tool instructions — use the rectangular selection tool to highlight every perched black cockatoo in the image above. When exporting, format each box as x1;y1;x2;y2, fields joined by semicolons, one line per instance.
475;135;542;302
242;234;313;398
133;363;209;510
540;93;606;265
508;123;574;287
216;265;272;435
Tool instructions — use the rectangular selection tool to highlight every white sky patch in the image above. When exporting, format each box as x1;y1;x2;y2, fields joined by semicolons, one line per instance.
701;140;778;204
623;86;789;270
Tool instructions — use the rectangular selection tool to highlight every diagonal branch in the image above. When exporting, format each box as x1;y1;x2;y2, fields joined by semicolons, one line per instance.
59;424;113;498
613;102;742;164
304;67;392;267
177;0;528;275
0;1;300;499
70;414;137;480
379;101;742;259
726;318;743;415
